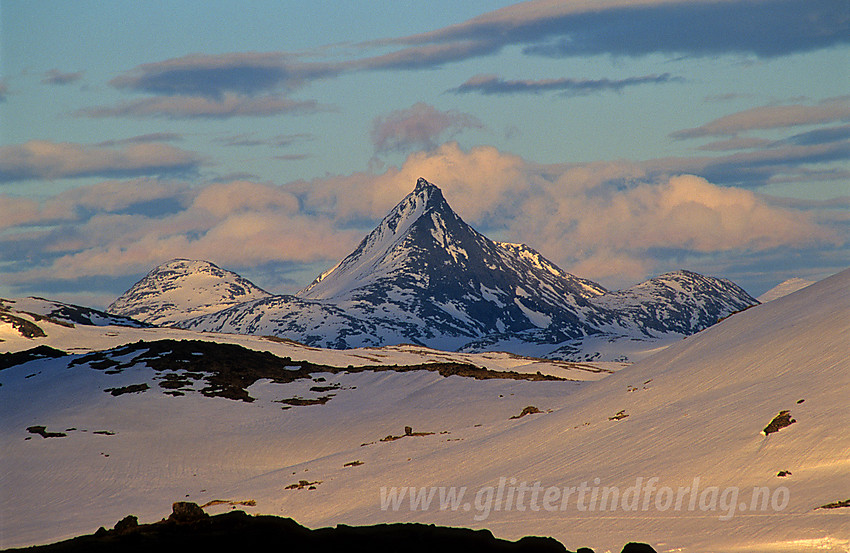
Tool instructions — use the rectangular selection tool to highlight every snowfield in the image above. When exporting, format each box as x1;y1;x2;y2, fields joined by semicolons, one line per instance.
1;268;848;552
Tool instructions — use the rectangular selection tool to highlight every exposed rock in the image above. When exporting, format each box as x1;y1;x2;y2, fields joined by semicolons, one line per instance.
26;425;67;439
609;410;629;421
70;339;565;404
168;502;208;524
113;515;138;533
510;405;542;419
815;498;850;510
0;312;46;339
763;410;796;435
0;345;65;370
284;480;322;490
19;508;577;552
621;544;657;553
104;383;149;396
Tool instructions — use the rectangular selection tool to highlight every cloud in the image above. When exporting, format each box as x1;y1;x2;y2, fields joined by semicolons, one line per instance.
2;143;845;299
448;73;679;95
698;137;772;151
378;0;847;66
289;143;841;287
672;97;850;139
41;69;84;85
0;196;41;230
212;133;314;148
78;0;843;131
77;93;325;119
370;102;484;153
694;140;850;187
108;52;336;98
0;141;204;182
775;124;850;146
95;133;183;147
274;154;312;161
1;178;363;287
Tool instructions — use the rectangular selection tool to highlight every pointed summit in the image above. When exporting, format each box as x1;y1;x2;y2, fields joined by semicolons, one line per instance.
298;177;455;300
414;176;437;192
169;177;758;357
295;177;610;349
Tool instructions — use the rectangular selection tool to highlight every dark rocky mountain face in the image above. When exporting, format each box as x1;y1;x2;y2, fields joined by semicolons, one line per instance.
296;178;611;346
112;178;758;359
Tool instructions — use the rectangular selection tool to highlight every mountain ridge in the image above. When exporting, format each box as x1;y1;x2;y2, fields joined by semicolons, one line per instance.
108;178;757;360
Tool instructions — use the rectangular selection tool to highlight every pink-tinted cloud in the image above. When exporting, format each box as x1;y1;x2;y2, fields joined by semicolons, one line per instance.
290;142;842;286
0;141;204;182
1;143;845;295
95;133;183;147
77;93;325;119
0;196;40;230
1;179;361;283
370;102;483;153
672;97;850;139
449;73;679;95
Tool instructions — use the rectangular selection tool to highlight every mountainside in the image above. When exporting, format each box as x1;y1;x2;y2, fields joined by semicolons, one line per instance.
116;179;758;359
107;259;271;327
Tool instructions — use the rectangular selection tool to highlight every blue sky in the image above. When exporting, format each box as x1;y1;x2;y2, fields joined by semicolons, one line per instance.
1;0;848;307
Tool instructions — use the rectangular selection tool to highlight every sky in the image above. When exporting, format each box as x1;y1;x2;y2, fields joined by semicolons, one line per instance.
1;0;848;308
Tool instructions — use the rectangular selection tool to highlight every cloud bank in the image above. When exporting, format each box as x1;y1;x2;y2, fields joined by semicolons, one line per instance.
672;97;850;139
86;0;846;121
0;141;204;182
1;142;844;301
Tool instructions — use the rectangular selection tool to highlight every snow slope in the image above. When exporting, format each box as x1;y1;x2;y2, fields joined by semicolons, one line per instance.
1;268;846;551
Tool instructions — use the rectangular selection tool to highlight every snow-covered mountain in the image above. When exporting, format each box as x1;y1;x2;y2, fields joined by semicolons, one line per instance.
757;277;815;303
590;270;756;335
2;265;847;551
101;179;756;359
107;259;271;327
1;297;147;338
167;179;757;359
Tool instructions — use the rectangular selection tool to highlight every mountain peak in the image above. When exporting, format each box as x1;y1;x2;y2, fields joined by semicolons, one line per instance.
414;176;438;192
107;259;270;326
408;176;446;209
298;178;455;299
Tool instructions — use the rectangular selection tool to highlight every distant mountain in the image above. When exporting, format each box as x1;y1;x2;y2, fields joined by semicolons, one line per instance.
112;179;758;359
590;270;757;335
757;277;815;303
1;296;147;334
107;259;271;327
